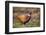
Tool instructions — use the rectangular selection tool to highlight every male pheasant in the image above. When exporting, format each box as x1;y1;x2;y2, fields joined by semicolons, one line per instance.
16;12;32;25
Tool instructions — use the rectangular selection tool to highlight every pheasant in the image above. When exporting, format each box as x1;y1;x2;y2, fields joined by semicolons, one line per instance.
16;12;32;25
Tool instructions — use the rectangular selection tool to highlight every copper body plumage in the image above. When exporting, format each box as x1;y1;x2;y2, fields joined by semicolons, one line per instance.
16;12;32;25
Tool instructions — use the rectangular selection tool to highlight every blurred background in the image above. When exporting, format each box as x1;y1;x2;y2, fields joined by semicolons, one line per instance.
13;7;40;28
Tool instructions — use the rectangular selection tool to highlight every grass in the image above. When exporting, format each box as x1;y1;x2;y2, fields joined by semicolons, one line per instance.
13;18;40;28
